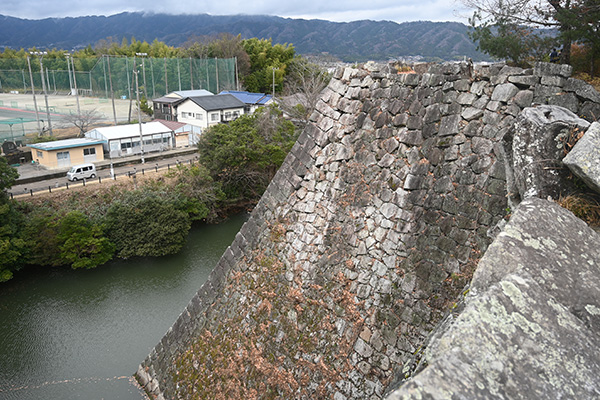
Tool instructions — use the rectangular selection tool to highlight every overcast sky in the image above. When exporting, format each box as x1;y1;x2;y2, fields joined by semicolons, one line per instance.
2;0;471;24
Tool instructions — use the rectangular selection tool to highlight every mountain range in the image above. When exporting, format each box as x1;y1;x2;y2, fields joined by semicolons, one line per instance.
0;12;487;62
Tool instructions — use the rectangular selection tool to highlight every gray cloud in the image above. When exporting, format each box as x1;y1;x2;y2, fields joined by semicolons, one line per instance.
2;0;470;24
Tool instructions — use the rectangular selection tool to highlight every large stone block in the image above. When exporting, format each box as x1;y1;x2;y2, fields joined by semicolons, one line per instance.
491;83;519;102
506;105;589;202
385;198;600;400
564;78;600;103
563;122;600;194
534;61;572;78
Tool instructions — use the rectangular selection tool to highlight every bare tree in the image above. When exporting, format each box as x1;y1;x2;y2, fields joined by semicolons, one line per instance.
62;109;103;137
280;58;331;126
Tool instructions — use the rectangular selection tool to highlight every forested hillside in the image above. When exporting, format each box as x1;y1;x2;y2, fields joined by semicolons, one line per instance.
0;13;486;61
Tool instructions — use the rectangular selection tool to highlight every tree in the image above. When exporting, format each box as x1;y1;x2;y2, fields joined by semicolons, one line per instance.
461;0;583;63
0;158;25;282
22;209;114;270
197;105;298;201
0;156;18;200
554;0;600;76
104;190;191;258
242;38;295;93
468;11;549;65
281;57;331;125
167;163;225;222
57;211;114;269
180;33;251;79
62;108;103;137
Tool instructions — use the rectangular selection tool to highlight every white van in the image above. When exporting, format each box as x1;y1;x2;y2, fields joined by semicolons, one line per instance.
66;163;96;181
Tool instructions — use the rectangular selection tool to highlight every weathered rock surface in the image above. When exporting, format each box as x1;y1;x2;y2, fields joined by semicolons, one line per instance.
503;105;589;206
564;122;600;194
384;197;600;400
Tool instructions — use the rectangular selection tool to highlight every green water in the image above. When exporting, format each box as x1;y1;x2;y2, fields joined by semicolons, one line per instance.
0;213;247;400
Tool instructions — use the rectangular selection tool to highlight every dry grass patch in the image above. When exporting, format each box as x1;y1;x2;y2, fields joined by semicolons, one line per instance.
558;194;600;227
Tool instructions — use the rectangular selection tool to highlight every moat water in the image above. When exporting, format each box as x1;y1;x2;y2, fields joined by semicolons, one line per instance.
0;214;247;400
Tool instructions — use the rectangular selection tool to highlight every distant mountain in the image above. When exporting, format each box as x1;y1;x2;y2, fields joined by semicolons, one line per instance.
0;12;486;61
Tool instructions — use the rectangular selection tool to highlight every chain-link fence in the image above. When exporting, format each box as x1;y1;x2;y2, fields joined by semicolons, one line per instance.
0;56;237;99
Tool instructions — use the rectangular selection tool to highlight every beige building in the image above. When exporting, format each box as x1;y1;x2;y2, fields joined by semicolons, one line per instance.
28;138;105;169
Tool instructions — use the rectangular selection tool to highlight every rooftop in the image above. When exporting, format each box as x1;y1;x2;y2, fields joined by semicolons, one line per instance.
86;121;174;140
220;90;273;105
166;90;213;99
28;137;105;151
186;94;245;111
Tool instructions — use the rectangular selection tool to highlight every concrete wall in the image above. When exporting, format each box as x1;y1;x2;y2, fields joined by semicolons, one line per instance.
136;61;600;399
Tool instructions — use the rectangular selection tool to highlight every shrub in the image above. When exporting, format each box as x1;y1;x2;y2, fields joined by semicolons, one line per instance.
197;105;298;202
104;189;191;258
22;209;114;269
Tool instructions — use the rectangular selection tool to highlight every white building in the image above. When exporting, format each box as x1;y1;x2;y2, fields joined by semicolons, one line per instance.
177;94;245;129
152;90;213;121
85;121;175;158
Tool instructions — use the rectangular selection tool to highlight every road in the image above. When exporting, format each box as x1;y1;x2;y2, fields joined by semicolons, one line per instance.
10;152;199;198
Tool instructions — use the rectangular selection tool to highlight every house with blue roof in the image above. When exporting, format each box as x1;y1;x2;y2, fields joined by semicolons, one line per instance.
219;90;273;114
152;90;214;121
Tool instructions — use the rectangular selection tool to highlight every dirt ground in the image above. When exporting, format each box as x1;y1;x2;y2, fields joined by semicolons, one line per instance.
0;92;149;141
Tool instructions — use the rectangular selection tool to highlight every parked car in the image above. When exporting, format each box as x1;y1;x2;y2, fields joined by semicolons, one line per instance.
66;163;96;181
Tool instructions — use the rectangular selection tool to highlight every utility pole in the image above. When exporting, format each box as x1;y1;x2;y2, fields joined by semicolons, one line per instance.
26;55;42;133
31;51;53;135
128;55;136;123
177;57;182;91
235;56;240;91
189;57;194;90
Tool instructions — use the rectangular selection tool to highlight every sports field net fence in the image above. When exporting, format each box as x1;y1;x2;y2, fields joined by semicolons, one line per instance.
0;56;237;99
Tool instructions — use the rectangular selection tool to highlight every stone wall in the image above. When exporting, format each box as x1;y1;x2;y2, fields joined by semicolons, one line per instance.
136;61;600;399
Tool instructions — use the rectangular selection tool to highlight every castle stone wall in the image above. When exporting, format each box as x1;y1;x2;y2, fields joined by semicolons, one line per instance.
136;61;599;399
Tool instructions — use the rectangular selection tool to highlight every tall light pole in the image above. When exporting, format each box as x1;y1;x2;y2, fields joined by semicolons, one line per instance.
105;55;117;125
134;64;145;164
30;51;53;135
65;53;81;116
26;55;42;133
65;53;73;94
135;53;148;98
